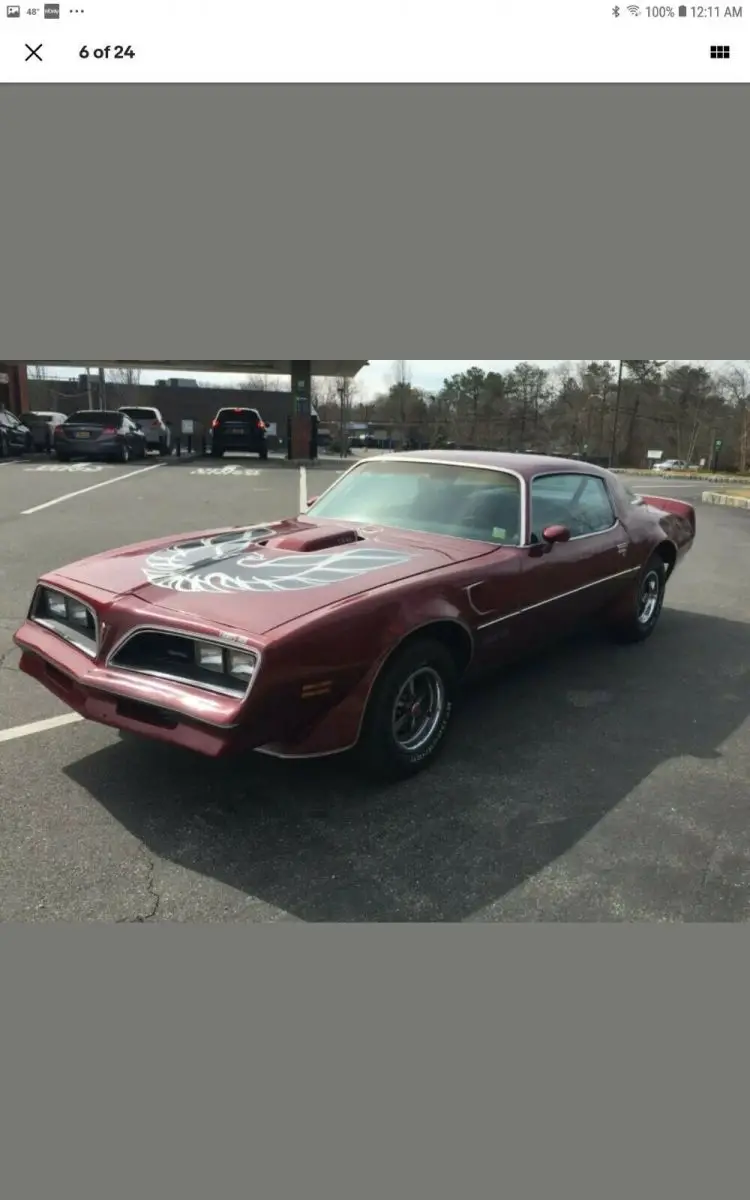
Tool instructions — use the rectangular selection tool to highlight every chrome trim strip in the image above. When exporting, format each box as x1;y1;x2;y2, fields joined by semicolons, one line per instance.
30;583;100;658
475;566;641;631
105;624;263;703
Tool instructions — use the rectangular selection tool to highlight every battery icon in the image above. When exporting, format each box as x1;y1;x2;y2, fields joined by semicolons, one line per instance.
678;4;687;13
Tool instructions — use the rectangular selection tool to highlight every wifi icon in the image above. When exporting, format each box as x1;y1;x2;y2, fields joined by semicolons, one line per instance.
627;4;641;12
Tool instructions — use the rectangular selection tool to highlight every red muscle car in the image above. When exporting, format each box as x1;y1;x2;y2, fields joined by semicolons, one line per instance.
14;451;695;780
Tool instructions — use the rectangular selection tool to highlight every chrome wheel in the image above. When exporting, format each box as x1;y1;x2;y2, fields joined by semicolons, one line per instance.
637;569;660;625
391;667;446;753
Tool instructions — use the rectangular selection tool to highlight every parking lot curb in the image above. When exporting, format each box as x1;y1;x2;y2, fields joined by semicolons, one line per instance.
702;490;750;509
615;468;747;484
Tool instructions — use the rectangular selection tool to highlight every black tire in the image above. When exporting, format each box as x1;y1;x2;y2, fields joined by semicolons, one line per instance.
120;444;130;464
610;554;666;644
55;452;71;463
356;638;459;782
211;447;224;458
258;446;268;461
0;432;6;459
159;440;170;456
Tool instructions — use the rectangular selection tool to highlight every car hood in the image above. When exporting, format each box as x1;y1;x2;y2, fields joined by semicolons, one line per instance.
54;518;497;635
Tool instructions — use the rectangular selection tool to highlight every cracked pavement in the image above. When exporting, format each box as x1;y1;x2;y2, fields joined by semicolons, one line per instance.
1;461;749;921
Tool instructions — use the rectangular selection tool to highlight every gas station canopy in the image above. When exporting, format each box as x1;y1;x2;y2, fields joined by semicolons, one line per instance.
28;360;369;378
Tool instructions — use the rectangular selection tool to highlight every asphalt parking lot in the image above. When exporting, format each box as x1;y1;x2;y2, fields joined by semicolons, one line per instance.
1;457;749;922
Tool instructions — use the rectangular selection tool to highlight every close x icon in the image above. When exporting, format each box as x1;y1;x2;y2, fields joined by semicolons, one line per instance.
25;43;43;60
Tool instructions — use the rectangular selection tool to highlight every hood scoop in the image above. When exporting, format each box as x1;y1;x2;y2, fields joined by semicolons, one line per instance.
269;526;365;553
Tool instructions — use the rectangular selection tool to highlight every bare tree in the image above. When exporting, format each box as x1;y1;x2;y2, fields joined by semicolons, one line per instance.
325;375;358;456
392;360;412;388
109;367;142;387
719;363;750;473
239;374;285;391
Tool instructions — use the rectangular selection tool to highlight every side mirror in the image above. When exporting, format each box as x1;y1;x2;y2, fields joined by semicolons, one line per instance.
542;524;571;545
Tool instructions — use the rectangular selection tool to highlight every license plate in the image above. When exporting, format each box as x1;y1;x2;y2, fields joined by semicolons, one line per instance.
75;431;91;438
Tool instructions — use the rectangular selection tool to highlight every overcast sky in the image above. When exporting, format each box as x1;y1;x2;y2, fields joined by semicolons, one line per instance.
36;360;743;401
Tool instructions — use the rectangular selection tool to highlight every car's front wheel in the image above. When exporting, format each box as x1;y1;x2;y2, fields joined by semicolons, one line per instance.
610;554;666;644
356;638;459;781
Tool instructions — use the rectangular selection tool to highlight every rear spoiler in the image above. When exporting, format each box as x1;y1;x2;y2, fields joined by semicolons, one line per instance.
639;494;696;534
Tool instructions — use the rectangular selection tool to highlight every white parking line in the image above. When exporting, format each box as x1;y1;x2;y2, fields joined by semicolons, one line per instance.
21;462;165;515
0;712;83;745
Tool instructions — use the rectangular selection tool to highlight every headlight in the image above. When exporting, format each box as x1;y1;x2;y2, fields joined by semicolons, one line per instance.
194;642;257;687
195;643;224;672
226;650;256;682
67;600;90;626
45;590;68;620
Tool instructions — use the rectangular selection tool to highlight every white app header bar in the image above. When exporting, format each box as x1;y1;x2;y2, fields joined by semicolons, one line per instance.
0;0;746;82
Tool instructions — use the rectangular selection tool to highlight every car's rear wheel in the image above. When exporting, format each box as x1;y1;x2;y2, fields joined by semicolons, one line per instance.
120;444;130;464
159;439;170;456
356;638;459;781
55;451;70;462
610;554;666;644
211;447;224;458
258;446;268;461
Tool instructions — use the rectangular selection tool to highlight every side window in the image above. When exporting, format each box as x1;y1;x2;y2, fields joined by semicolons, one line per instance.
573;478;616;534
530;474;616;541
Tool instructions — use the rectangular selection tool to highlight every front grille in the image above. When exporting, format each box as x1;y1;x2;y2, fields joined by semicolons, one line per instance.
31;586;98;657
109;630;258;698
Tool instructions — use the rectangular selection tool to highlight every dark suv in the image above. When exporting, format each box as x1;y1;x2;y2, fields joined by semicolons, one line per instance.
0;409;33;457
209;407;268;460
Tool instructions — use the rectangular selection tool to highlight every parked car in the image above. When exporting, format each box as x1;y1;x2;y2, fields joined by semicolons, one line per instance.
0;408;33;457
117;406;172;455
19;410;68;452
652;459;690;472
208;407;268;460
53;410;148;463
14;451;695;782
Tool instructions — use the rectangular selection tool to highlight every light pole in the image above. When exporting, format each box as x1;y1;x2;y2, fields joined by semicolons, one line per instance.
338;383;346;458
608;360;624;468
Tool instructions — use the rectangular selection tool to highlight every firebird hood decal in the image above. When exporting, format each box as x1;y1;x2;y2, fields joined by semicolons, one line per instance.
141;532;413;594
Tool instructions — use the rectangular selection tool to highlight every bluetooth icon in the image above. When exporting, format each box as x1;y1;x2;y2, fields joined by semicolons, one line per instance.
613;4;620;13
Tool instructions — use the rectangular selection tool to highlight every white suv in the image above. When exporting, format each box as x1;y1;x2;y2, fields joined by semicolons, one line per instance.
118;406;171;455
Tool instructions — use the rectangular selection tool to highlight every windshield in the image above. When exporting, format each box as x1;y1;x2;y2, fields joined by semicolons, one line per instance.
311;459;523;544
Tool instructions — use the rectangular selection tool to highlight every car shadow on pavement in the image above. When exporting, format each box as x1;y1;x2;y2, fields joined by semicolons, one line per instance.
64;607;750;922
